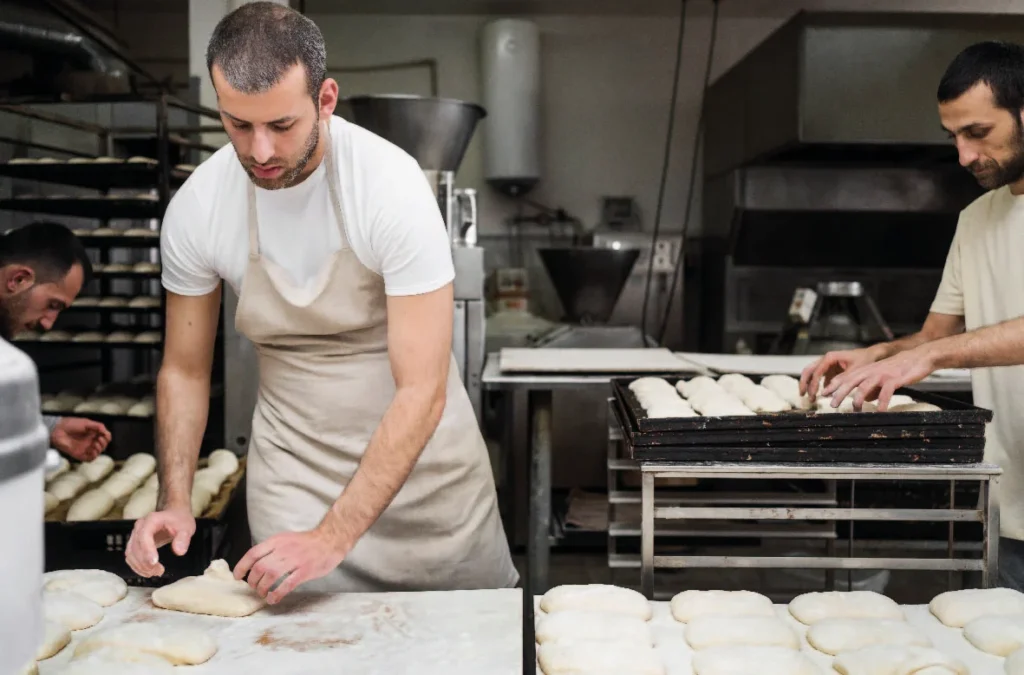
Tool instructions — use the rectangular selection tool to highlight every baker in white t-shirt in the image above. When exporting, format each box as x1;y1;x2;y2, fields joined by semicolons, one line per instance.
124;3;517;600
800;41;1024;591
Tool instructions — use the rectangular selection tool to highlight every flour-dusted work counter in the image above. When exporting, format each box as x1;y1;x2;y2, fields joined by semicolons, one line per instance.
36;587;523;675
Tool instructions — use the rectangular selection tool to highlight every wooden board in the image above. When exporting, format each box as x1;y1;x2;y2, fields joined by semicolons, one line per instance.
499;347;695;374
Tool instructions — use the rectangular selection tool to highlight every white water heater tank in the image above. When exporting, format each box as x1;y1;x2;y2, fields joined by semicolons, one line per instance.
480;19;541;196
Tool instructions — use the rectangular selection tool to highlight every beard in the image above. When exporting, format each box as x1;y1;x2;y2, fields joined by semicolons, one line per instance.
968;121;1024;190
0;291;29;341
239;116;321;190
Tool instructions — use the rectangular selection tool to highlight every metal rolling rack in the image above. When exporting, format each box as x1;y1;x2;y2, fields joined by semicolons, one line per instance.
609;377;1002;600
0;95;225;452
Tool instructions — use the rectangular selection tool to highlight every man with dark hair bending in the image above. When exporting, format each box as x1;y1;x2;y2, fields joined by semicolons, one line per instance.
0;221;111;462
125;2;516;599
801;41;1024;591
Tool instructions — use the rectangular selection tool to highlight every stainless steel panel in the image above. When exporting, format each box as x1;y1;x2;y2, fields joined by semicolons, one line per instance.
222;284;258;453
465;299;485;425
452;246;485;300
452;300;467;383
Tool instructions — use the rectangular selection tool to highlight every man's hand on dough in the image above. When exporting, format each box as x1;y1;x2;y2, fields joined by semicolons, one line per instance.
822;345;938;411
233;528;347;604
125;507;196;577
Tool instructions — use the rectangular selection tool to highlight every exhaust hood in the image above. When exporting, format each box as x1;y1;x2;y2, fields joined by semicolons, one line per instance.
704;12;1024;177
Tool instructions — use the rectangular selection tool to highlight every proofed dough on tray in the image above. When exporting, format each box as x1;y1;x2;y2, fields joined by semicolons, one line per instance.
539;584;652;620
832;644;968;675
75;622;217;665
43;569;127;607
535;609;653;646
929;588;1024;627
43;590;104;631
789;591;903;625
685;614;800;651
35;619;71;660
537;639;665;675
962;614;1024;656
670;590;775;622
691;645;824;675
805;618;930;655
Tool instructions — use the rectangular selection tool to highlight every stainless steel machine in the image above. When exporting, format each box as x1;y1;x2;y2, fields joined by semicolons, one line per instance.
771;281;895;355
343;95;488;424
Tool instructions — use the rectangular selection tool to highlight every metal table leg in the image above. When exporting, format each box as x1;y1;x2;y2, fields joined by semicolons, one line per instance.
528;389;553;597
641;471;655;598
986;477;1000;587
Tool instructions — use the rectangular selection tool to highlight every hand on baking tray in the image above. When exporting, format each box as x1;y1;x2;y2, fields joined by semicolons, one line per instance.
822;346;937;411
233;528;347;604
51;417;111;462
125;507;196;577
799;347;881;399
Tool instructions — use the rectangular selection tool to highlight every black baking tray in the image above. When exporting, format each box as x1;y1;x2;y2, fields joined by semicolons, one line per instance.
0;161;189;190
0;197;161;219
610;397;987;464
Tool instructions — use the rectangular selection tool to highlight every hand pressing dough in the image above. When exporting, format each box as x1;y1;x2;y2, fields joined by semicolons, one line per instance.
692;645;823;675
67;489;115;521
536;609;653;646
75;623;217;665
122;453;156;480
76;455;114;482
685;615;799;651
44;590;104;630
62;648;176;675
49;472;89;501
537;640;665;675
43;569;127;607
963;614;1024;656
207;448;240;477
670;590;774;622
789;591;903;625
806;618;930;655
36;619;72;660
540;584;652;620
832;645;968;675
122;487;157;520
151;559;266;617
929;587;1024;627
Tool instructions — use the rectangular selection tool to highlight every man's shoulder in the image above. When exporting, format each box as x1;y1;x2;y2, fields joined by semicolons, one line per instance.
960;186;1012;224
165;143;242;224
332;115;422;176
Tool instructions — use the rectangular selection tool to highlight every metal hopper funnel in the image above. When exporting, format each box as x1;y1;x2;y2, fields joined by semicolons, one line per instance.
538;247;640;324
341;94;486;172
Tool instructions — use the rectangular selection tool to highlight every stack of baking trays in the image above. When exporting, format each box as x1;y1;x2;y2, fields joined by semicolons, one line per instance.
611;373;992;463
44;450;246;586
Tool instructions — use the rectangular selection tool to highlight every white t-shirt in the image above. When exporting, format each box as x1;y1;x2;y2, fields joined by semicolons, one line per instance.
161;115;454;297
931;185;1024;540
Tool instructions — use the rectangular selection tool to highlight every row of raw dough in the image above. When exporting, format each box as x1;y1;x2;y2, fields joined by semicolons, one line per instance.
91;262;160;273
73;227;159;237
14;193;159;202
630;374;940;418
535;584;1024;675
72;296;161;308
7;156;195;171
43;392;153;417
13;329;162;344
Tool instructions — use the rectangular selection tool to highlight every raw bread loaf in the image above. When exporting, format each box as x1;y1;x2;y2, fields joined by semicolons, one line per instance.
67;489;115;521
73;401;104;414
132;262;160;273
1007;647;1024;675
962;614;1024;656
670;590;774;622
43;591;104;630
540;584;652;620
134;331;161;343
43;569;127;607
121;453;156;480
192;468;224;496
62;648;176;674
789;591;903;625
736;386;792;413
102;264;131;273
76;456;114;483
207;449;240;477
98;401;127;415
691;645;823;675
677;376;719;398
929;587;1024;627
805;618;930;655
49;472;89;501
151;559;266;617
143;473;159;491
535;610;653;646
760;375;814;410
72;331;106;342
39;330;72;341
47;457;70;481
537;639;664;675
689;388;751;416
126;401;154;417
685;615;799;651
128;296;160;308
75;623;217;665
100;471;144;501
645;401;697;418
832;645;968;675
717;373;756;392
629;377;675;395
191;482;214;517
122;487;157;520
888;402;942;413
698;397;755;417
127;156;157;164
36;619;71;660
45;491;60;512
106;332;135;343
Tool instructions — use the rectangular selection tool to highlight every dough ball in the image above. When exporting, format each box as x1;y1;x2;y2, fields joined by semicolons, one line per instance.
74;623;216;665
67;488;116;522
535;609;653;646
43;590;104;631
36;619;71;660
151;559;266;617
537;640;664;675
64;648;176;674
75;455;114;482
670;590;774;623
49;472;89;501
39;330;73;342
127;401;154;417
963;614;1024;656
193;467;225;495
691;645;821;675
45;491;60;513
72;331;106;342
716;373;756;394
789;591;903;625
676;375;718;399
685;615;799;651
832;645;968;675
191;483;214;517
207;449;239;477
100;471;143;501
929;587;1024;628
43;569;127;607
888;402;941;413
737;386;792;413
121;453;156;480
806;618;929;655
122;487;157;520
540;584;652;620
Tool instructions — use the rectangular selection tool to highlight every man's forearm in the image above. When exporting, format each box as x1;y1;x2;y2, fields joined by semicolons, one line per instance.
869;331;936;361
924;316;1024;370
318;385;446;552
156;366;210;510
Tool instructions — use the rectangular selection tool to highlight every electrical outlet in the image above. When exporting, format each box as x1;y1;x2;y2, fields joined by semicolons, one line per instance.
652;253;674;273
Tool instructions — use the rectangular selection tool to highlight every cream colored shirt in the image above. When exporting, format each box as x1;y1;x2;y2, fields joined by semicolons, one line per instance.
932;185;1024;540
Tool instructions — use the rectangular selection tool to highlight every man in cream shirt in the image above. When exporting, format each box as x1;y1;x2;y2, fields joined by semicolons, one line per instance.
801;41;1024;591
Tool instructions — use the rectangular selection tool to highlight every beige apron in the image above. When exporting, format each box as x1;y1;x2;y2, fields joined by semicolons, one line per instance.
234;121;518;592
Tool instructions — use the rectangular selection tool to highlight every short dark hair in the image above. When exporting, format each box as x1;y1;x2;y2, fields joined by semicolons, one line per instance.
0;222;92;285
206;2;327;100
937;41;1024;114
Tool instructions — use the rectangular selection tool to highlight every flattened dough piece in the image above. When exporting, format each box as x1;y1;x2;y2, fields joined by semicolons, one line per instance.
535;610;653;646
36;619;71;660
63;647;176;674
44;591;104;630
789;591;902;625
670;590;774;622
806;618;929;656
540;584;652;620
692;645;823;675
929;587;1024;627
832;645;968;675
537;640;664;675
151;559;265;617
75;623;216;665
43;569;127;607
67;488;115;521
685;615;799;651
963;614;1024;656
